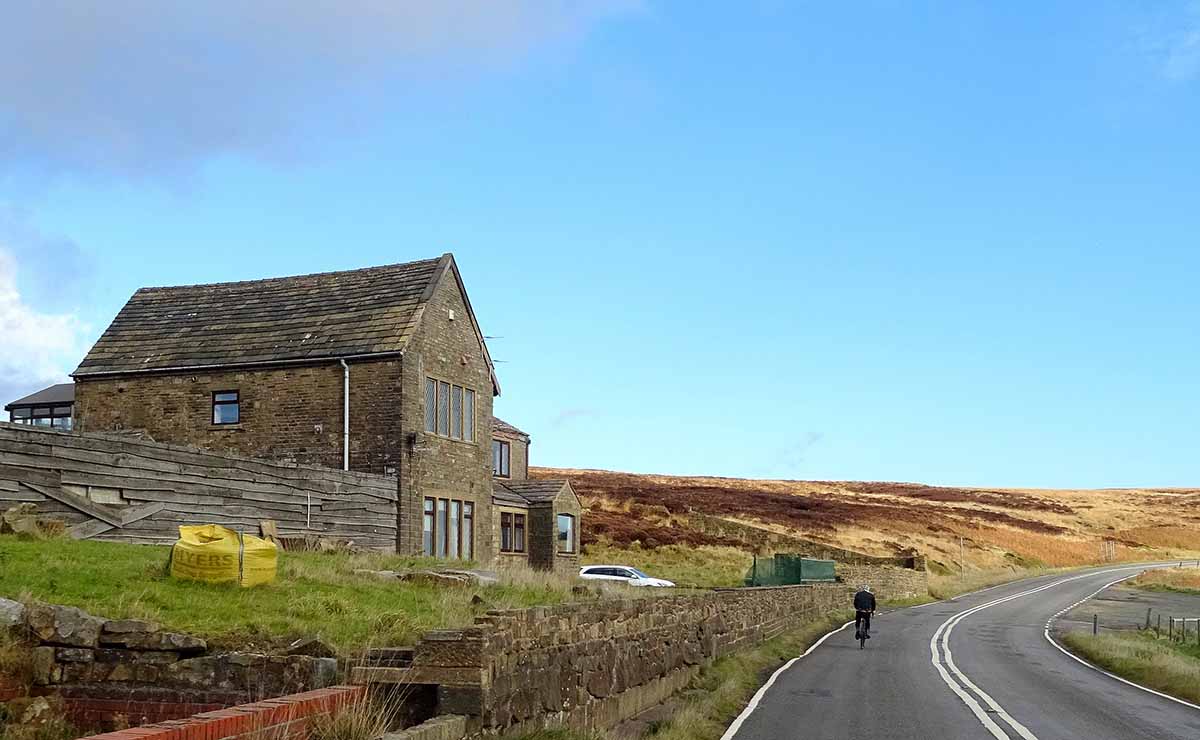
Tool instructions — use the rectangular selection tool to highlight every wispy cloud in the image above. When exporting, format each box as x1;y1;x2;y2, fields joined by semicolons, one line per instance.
1135;1;1200;83
550;407;598;429
0;1;642;177
766;431;824;478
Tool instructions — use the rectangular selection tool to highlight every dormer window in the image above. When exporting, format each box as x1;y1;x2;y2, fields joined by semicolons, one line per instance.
492;440;510;477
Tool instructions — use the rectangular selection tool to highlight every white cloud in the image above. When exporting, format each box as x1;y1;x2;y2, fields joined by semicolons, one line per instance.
0;249;89;406
0;0;642;177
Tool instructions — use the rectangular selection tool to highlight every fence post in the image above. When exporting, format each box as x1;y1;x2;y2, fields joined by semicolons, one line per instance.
1093;614;1098;636
1146;608;1152;630
1170;617;1174;641
1157;614;1161;636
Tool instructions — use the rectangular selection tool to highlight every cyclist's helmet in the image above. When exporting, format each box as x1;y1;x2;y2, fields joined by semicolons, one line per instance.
860;584;872;592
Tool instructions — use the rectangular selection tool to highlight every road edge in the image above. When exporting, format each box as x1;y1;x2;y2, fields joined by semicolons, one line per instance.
1042;570;1200;713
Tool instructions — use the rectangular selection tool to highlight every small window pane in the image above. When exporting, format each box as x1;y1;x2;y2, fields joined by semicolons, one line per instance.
514;514;526;553
557;514;575;554
493;441;510;477
436;499;448;557
437;382;450;436
425;379;437;433
60;418;74;431
501;512;512;552
463;390;475;442
422;499;435;557
213;402;239;424
213;392;238;402
11;408;29;419
451;386;463;439
449;500;461;559
463;503;473;559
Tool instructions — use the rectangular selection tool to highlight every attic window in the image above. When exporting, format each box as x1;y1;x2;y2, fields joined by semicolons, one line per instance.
212;391;240;425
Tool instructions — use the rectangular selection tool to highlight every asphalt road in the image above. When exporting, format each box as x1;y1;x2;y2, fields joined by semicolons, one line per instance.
724;564;1200;740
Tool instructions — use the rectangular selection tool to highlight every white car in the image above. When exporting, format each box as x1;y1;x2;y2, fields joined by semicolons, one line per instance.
579;565;675;588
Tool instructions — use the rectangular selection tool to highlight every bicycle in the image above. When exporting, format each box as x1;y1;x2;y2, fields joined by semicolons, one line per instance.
855;610;874;649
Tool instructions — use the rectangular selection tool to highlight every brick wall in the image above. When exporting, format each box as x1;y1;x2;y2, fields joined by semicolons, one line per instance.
76;686;364;740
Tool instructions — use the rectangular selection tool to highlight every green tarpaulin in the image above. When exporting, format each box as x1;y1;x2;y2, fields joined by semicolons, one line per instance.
745;554;836;586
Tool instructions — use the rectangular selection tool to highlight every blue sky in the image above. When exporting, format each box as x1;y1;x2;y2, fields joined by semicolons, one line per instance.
2;2;1198;488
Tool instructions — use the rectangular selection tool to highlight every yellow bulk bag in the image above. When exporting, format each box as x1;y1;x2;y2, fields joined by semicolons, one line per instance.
168;524;278;587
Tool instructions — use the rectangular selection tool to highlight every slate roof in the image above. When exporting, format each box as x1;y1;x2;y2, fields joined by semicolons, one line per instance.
496;479;572;504
74;255;461;377
5;383;75;411
492;417;530;440
492;481;531;507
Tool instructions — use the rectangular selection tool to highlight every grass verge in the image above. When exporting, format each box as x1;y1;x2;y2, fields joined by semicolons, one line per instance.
1129;566;1200;595
642;612;852;740
1061;630;1200;705
0;535;585;653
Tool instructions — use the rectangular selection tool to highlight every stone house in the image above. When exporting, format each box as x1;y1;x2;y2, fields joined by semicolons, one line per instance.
69;253;579;568
490;418;582;573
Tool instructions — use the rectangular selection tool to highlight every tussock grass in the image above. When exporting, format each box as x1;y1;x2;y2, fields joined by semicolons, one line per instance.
1130;566;1200;595
1062;630;1200;705
582;541;753;588
0;632;33;685
0;536;583;653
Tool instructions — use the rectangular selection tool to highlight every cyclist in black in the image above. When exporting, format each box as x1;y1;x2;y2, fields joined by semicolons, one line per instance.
854;584;876;640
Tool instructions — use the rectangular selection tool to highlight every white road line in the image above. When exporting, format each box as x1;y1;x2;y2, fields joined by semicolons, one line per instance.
929;565;1156;740
1042;573;1200;713
719;619;853;740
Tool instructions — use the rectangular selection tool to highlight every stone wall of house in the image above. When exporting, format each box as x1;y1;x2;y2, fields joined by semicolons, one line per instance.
1;598;338;730
527;492;582;574
0;423;398;549
398;269;497;565
74;359;406;477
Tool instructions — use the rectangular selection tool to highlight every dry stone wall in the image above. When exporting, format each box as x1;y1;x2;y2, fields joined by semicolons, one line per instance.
837;564;928;600
1;598;337;729
386;583;856;736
